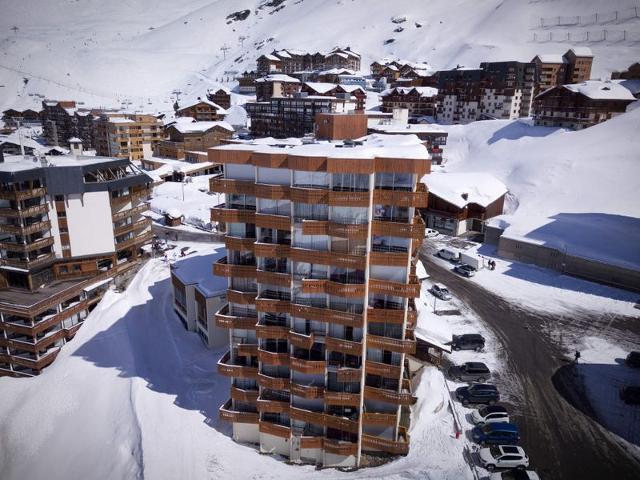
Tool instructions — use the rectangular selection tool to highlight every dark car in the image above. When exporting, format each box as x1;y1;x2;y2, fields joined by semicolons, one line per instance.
472;423;520;446
455;383;500;406
626;351;640;368
620;386;640;405
455;264;476;277
451;334;485;352
448;362;491;382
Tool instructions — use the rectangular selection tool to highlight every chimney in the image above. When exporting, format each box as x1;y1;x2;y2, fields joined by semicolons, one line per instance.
69;138;83;158
461;192;469;201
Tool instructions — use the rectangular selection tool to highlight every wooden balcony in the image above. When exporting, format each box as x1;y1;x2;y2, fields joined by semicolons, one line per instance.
112;202;149;222
365;360;402;379
326;157;375;174
289;382;324;399
115;231;153;251
255;324;290;340
209;178;255;195
367;334;416;354
323;413;359;434
212;257;256;278
362;412;398;426
289;187;328;204
328;190;370;207
255;297;291;314
288;331;315;350
0;204;48;219
367;307;406;324
290;303;363;328
369;278;420;298
230;386;259;403
363;386;416;406
289;357;325;374
301;279;366;298
257;398;290;413
369;250;409;267
217;351;259;379
114;218;152;237
323;391;361;407
257;348;290;366
259;420;291;439
210;204;256;224
236;343;259;357
373;189;429;208
361;433;409;455
215;306;257;329
0;187;46;201
290;247;365;269
325;336;363;356
225;235;256;252
323;438;359;456
300;220;369;239
0;220;51;236
255;269;291;288
254;183;290;200
0;329;67;354
226;289;257;305
0;236;54;253
257;373;290;391
0;348;59;371
335;367;362;383
1;252;55;269
287;155;326;172
371;217;425;240
254;242;290;258
299;436;324;449
254;213;291;230
219;399;259;424
289;406;325;428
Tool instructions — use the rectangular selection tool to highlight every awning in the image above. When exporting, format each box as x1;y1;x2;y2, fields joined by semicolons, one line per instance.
83;277;113;293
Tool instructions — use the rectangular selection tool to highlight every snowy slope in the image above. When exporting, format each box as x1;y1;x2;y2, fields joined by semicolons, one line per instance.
2;0;640;112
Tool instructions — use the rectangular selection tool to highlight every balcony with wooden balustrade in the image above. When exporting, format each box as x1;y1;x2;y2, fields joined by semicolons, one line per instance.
254;183;291;200
0;220;51;236
255;297;291;314
289;357;325;374
290;247;365;270
371;216;425;240
259;420;291;439
230;386;259;403
257;348;290;366
254;213;291;230
365;360;402;379
257;398;290;414
257;373;290;391
288;331;315;350
327;190;370;207
209;177;255;195
323;391;361;407
255;323;290;340
253;242;290;258
210;204;256;224
236;343;259;357
373;188;429;208
301;279;366;299
361;431;409;455
363;385;416;406
366;334;416;354
255;269;291;288
287;155;327;172
213;257;257;279
290;303;363;328
362;412;398;426
0;203;48;219
369;250;409;267
225;235;256;252
217;351;259;379
289;186;329;204
0;187;46;201
369;278;420;298
219;399;259;424
325;336;363;356
289;381;324;399
226;289;257;305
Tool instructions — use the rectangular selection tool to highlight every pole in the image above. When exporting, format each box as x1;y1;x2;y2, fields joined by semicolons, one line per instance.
16;119;25;158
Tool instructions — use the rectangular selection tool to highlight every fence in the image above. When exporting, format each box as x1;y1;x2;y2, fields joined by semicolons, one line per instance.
531;29;640;43
538;7;640;27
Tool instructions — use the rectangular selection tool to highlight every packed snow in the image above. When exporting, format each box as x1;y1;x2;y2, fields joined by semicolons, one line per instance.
424;172;508;209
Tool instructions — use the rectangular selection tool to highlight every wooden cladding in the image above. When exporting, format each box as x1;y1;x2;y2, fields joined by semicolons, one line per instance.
361;433;409;455
289;187;328;204
257;348;290;366
369;251;409;267
290;303;363;328
208;148;253;165
254;183;290;200
367;334;416;354
362;412;398;426
255;298;291;314
287;155;326;172
363;386;416;406
369;278;421;298
323;438;359;456
219;400;259;424
258;373;290;390
225;235;256;252
335;367;362;383
375;157;430;175
365;360;402;379
326;157;375;174
301;279;366;298
209;178;255;195
213;258;256;278
251;152;288;168
290;247;365;270
254;242;290;258
236;343;259;357
373;188;428;208
255;269;291;287
226;289;257;305
290;357;325;374
254;213;291;230
323;391;361;407
259;420;291;439
255;324;289;340
257;398;290;414
371;218;425;240
327;190;370;207
288;331;315;350
367;307;406;325
325;336;364;356
289;407;359;434
217;351;259;379
230;386;259;403
210;205;255;224
215;305;257;330
289;382;324;399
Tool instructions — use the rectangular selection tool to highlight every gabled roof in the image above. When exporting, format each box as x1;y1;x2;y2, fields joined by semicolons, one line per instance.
177;99;227;114
533;54;566;64
254;74;300;83
557;80;637;101
568;47;593;57
381;86;439;98
423;172;508;209
170;121;234;134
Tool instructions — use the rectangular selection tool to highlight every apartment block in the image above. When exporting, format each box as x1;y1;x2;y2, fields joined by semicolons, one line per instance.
0;154;153;376
41;100;97;147
380;87;439;119
94;113;164;161
532;48;594;95
255;75;302;102
207;134;430;467
256;47;361;75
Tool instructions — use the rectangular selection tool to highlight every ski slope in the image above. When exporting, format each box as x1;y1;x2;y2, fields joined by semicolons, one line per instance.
1;0;640;112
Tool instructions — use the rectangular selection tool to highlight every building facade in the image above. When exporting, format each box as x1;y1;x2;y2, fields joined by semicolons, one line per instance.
0;154;153;376
380;87;439;118
156;121;234;159
94;113;164;161
256;48;361;76
176;100;227;122
207;88;232;109
41;100;96;147
255;75;302;102
207;135;429;467
532;48;594;95
302;83;366;111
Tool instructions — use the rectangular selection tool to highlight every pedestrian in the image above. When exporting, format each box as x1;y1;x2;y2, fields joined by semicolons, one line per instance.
574;350;581;363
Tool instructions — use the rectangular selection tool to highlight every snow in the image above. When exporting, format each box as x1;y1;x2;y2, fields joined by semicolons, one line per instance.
170;245;227;297
381;87;439;98
165;208;182;219
562;80;637;101
569;47;594;57
254;74;300;83
171;120;234;133
424;172;507;209
178;99;227;114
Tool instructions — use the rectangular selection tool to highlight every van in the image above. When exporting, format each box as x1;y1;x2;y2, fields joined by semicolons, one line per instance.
437;248;459;261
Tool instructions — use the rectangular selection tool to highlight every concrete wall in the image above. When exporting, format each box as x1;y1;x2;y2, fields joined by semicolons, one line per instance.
233;423;259;443
260;432;290;456
66;191;115;256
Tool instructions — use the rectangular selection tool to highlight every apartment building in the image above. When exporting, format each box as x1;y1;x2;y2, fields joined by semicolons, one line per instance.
437;62;537;124
256;47;361;76
302;83;366;111
255;75;302;102
208;134;429;467
207;88;232;109
41;100;97;147
2;109;41;129
245;95;358;139
532;80;637;129
380;87;439;118
93;113;164;161
176;99;227;122
155;120;234;159
532;48;594;95
612;62;640;80
0;154;153;376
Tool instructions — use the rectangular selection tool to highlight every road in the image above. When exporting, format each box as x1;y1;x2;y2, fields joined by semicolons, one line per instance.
419;248;640;480
152;223;223;243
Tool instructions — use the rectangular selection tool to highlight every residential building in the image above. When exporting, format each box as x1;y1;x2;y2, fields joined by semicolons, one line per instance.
207;88;232;109
41;100;96;147
256;48;361;76
532;80;637;129
155;120;234;159
612;62;640;80
245;94;358;138
532;48;594;95
421;172;507;236
255;75;302;102
314;112;368;140
94;113;164;161
380;87;439;119
238;71;259;94
170;247;228;347
2;109;41;129
0;154;153;376
176;99;227;122
140;155;222;181
302;83;366;111
208;134;429;467
563;47;594;84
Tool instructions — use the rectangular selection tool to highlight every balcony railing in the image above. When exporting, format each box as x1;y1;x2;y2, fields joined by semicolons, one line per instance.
226;289;257;305
289;357;325;374
210;203;256;224
217;351;259;379
365;360;402;379
290;303;363;328
373;188;428;208
325;336;363;356
259;420;291;439
209;178;256;196
254;213;291;230
255;323;290;340
257;373;290;390
369;278;420;299
224;235;256;252
254;242;291;258
213;257;257;278
323;391;361;407
289;381;324;399
255;269;291;288
0;236;54;252
0;187;46;201
361;432;409;455
0;203;48;219
363;385;416;406
219;399;259;424
290;247;365;270
362;412;398;426
301;279;366;298
255;297;291;314
0;220;51;236
257;348;290;366
367;334;416;354
230;386;259;403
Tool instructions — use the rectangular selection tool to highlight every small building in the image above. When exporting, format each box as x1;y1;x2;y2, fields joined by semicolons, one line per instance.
314;112;368;140
164;208;183;227
1;109;41;128
156;120;234;159
612;62;640;80
170;246;228;348
422;172;507;236
533;80;638;129
237;71;258;93
176;99;227;122
206;87;232;109
254;74;301;102
256;54;283;75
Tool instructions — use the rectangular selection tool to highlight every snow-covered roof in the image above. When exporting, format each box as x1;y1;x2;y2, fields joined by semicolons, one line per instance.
165;208;182;219
381;87;439;98
303;82;364;95
274;50;291;58
562;80;637;101
171;246;227;297
569;47;593;57
370;123;447;134
534;54;566;64
68;137;83;142
0;154;133;173
177;99;227;114
171;121;234;134
262;54;281;61
423;172;508;209
318;68;356;76
255;74;300;84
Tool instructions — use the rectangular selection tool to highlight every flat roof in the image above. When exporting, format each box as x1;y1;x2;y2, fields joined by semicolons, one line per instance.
0;277;93;310
171;246;227;297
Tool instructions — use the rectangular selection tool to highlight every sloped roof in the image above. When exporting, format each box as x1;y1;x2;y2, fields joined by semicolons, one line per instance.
255;74;300;83
177;99;227;114
171;121;234;134
424;172;508;209
562;80;637;101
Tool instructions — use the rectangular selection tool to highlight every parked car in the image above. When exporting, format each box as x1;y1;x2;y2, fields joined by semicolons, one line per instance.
479;445;529;471
472;423;520;446
456;384;499;406
430;284;452;301
425;228;440;238
451;334;485;352
437;248;460;261
620;386;640;405
455;263;476;277
489;470;541;480
625;351;640;368
448;361;491;382
471;405;510;425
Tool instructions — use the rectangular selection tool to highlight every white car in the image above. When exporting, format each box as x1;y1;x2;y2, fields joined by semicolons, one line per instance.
437;248;459;261
471;405;510;425
425;228;440;238
479;445;529;471
489;470;540;480
429;284;452;301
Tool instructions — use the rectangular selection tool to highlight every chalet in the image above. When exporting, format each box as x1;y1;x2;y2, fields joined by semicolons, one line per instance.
256;53;283;75
155;120;234;159
254;74;301;102
256;47;361;75
237;71;258;93
315;68;357;84
533;80;637;129
324;47;361;71
176;99;226;122
164;209;183;227
1;109;41;128
301;82;366;110
422;172;507;236
206;87;232;109
380;87;439;118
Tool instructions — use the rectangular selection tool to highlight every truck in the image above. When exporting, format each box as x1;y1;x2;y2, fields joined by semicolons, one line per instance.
460;252;483;270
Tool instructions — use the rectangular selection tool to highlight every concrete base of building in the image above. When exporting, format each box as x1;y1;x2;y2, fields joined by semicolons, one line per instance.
233;423;259;444
259;431;291;457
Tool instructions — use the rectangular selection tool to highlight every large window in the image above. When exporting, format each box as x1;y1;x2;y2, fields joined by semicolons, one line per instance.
332;173;370;192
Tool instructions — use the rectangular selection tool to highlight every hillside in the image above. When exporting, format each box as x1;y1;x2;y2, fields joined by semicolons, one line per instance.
1;0;640;112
